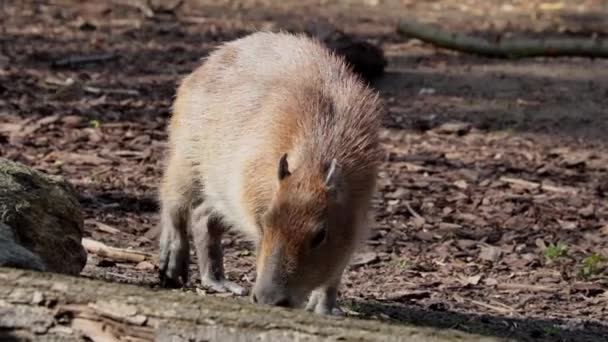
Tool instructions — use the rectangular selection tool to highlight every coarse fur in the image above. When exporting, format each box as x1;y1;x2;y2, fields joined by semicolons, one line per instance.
158;31;382;314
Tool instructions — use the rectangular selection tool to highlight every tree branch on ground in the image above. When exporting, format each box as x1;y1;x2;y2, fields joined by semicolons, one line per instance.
397;20;608;59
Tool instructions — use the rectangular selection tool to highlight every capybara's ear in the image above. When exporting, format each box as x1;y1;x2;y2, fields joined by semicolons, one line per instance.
323;158;341;195
278;153;291;181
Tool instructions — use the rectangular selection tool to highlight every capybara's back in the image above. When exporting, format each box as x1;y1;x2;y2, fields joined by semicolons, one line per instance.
159;32;382;315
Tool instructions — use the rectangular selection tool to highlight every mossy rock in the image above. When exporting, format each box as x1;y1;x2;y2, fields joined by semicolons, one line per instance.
0;158;86;275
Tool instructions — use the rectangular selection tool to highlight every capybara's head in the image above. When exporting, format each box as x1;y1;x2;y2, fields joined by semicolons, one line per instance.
252;153;356;308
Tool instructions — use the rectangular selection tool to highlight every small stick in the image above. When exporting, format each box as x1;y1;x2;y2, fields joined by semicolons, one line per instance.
540;183;577;194
500;176;576;194
83;86;140;96
500;176;541;190
113;150;147;158
82;238;152;263
86;220;121;235
404;201;423;219
52;53;119;67
90;167;113;179
497;283;558;292
469;299;514;314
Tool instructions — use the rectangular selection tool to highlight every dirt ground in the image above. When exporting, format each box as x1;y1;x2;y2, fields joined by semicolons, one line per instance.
1;1;608;341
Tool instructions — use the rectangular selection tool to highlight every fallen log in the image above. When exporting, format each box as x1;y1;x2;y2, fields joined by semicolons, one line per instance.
0;268;507;341
397;19;608;59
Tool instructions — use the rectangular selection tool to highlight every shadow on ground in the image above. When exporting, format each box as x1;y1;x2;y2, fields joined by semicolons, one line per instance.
373;54;608;142
345;299;607;342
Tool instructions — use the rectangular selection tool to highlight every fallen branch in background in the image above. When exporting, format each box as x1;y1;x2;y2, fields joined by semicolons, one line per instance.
82;238;153;263
397;19;608;59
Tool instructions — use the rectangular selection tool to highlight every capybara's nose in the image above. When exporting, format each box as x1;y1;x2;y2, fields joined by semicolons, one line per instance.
253;288;292;308
274;298;291;308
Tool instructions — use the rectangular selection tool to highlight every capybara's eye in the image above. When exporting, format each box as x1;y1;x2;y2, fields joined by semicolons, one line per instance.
310;226;327;249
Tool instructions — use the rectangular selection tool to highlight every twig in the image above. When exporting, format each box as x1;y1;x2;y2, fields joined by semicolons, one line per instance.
86;219;121;235
178;16;208;25
82;238;152;263
110;0;154;18
540;183;577;194
497;283;558;293
489;300;517;312
83;86;140;96
113;0;184;17
500;176;577;194
90;167;113;179
500;177;540;190
469;299;514;314
105;272;135;281
397;19;608;59
113;150;146;158
404;201;423;219
52;53;119;67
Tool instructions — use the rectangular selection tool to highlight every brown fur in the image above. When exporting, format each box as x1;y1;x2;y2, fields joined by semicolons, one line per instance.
158;31;382;313
217;46;239;66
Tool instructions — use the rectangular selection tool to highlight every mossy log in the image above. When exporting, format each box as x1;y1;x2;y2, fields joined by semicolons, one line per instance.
0;268;508;341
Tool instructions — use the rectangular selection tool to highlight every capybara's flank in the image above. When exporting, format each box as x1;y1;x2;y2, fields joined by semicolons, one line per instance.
158;31;382;315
